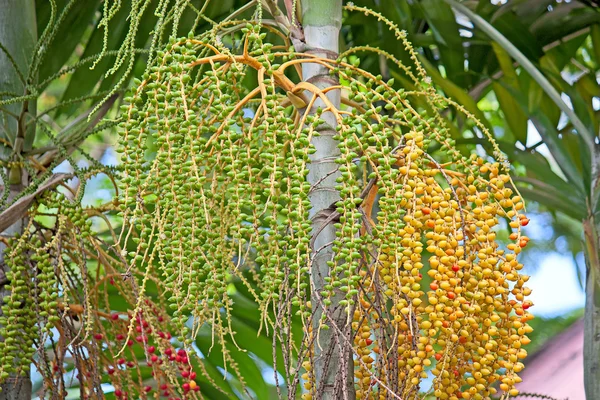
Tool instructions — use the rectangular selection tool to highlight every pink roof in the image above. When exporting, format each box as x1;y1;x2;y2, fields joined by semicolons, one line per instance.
516;318;584;399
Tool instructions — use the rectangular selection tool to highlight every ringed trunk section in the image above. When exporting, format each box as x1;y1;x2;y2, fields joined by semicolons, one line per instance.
584;216;600;400
300;0;355;399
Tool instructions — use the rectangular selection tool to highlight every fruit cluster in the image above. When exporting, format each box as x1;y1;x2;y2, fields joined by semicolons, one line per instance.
116;16;532;399
0;5;532;399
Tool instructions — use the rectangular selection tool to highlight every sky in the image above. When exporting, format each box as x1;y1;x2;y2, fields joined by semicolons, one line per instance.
526;253;585;317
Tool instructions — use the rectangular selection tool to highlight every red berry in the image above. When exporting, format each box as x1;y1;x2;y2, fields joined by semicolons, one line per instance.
127;361;135;368
111;314;119;321
108;368;115;375
165;348;172;356
94;333;103;340
181;371;189;378
148;345;156;353
182;383;190;392
144;386;152;393
115;389;122;397
151;355;158;362
452;264;460;272
189;372;196;380
116;334;125;341
520;218;530;226
160;384;168;390
365;339;373;346
177;349;186;357
117;358;125;365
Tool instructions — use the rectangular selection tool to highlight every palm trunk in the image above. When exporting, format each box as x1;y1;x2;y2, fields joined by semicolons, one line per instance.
0;1;36;399
584;216;600;400
300;1;354;398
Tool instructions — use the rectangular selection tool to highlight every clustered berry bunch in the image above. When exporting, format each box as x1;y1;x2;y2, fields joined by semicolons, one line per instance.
116;7;533;399
0;3;533;399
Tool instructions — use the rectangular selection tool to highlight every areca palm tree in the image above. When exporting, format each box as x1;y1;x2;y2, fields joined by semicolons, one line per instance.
1;1;599;399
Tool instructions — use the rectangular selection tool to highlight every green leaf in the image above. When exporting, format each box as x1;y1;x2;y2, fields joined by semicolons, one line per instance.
591;24;600;66
444;0;595;153
491;0;531;22
531;115;585;193
515;181;586;221
230;316;287;376
508;148;586;219
491;42;519;88
491;81;527;143
575;74;600;136
494;79;585;192
489;11;544;61
494;140;585;217
466;43;495;81
491;43;527;143
542;32;588;72
418;0;466;87
519;73;561;127
196;324;269;400
491;0;560;26
380;0;412;32
530;2;600;44
538;65;596;194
